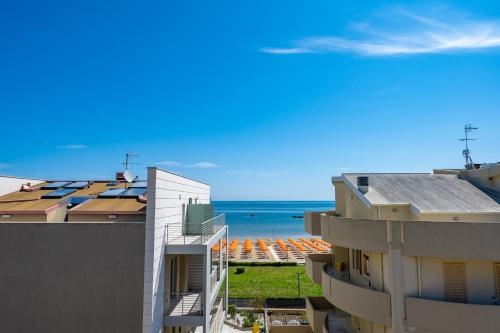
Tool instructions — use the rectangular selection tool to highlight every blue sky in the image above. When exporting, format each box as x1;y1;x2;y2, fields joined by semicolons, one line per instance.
1;0;499;200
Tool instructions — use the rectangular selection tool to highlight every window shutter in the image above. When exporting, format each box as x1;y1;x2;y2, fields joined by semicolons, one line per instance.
443;262;467;303
494;263;500;298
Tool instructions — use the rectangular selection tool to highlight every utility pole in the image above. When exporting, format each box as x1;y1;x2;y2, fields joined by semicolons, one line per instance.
297;272;301;298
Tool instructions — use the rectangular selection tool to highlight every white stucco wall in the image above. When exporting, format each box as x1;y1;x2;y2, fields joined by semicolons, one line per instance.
0;175;44;196
142;168;211;333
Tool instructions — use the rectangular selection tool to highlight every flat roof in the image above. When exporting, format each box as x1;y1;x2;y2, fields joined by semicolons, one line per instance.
340;173;500;214
0;181;146;215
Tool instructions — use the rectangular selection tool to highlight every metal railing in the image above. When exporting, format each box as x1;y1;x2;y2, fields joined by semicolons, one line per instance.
201;214;225;243
165;214;225;245
210;267;218;292
210;298;224;333
165;292;204;316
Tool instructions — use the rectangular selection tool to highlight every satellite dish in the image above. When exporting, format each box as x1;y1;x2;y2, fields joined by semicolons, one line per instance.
123;170;136;183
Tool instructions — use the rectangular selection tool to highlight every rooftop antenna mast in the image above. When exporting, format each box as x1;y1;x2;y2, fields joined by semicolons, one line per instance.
458;124;478;170
122;153;139;170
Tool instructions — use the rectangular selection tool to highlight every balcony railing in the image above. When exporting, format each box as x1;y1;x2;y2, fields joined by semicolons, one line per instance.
405;296;500;333
210;298;224;333
165;292;204;317
321;264;391;326
165;214;225;245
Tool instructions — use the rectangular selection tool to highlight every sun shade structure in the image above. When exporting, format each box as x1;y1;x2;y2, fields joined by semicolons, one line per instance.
276;239;288;251
257;239;268;252
41;188;78;198
41;181;72;189
288;238;306;252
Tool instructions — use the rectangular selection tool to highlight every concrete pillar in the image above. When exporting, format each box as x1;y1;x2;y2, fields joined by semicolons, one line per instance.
387;221;405;333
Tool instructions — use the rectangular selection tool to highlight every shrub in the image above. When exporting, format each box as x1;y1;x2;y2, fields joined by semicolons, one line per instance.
235;267;245;274
229;261;297;267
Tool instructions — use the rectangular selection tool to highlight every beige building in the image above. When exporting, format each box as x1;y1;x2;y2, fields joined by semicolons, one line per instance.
0;167;227;333
304;163;500;333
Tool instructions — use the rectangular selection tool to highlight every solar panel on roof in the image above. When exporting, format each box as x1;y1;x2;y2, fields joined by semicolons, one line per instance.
41;188;78;198
41;181;72;189
64;181;89;189
120;188;147;197
99;188;126;197
129;181;147;188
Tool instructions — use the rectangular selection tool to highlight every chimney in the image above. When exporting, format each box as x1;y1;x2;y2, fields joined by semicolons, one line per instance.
357;176;369;194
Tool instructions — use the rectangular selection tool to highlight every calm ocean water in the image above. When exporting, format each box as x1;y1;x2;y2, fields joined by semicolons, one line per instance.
213;201;335;239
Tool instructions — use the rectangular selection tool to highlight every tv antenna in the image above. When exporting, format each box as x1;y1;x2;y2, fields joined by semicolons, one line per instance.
458;124;478;169
122;153;140;170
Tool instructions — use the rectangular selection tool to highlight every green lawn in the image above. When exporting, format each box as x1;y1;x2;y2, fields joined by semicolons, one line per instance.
228;265;322;299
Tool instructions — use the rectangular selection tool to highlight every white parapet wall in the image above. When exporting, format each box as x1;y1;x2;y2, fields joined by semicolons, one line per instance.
0;175;44;196
142;167;211;333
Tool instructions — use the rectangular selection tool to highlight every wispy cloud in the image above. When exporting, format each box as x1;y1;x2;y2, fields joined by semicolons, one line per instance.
58;144;87;149
261;6;500;56
156;161;182;167
0;163;11;169
155;161;219;169
187;162;219;169
228;168;291;177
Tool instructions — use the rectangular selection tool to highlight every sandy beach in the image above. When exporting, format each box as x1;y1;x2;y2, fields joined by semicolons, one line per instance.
213;237;332;263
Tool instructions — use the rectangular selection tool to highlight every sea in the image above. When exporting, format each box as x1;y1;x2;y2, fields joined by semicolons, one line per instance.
212;201;335;240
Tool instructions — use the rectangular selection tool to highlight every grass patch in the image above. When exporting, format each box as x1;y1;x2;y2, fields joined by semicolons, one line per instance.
229;261;297;267
228;265;322;299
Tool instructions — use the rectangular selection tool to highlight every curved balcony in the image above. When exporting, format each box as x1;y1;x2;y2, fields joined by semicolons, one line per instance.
305;253;332;284
405;297;500;333
321;215;500;261
321;265;391;326
321;216;387;253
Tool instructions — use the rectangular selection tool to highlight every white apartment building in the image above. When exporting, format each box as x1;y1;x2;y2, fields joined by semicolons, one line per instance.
0;167;227;333
304;163;500;333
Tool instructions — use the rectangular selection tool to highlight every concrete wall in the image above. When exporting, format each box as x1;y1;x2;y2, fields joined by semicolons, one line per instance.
0;222;145;333
406;296;500;333
321;267;391;326
143;168;211;333
0;175;44;196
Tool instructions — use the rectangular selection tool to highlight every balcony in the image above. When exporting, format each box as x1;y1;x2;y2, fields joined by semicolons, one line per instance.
305;211;337;236
306;297;335;333
320;216;387;253
321;265;391;326
305;253;332;284
320;215;500;261
164;292;205;326
165;214;226;254
405;297;500;333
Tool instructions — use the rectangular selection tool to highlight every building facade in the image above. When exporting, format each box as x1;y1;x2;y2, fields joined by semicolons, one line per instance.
304;163;500;333
0;167;227;333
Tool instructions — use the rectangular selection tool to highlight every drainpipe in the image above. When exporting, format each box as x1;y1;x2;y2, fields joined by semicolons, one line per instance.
387;220;405;333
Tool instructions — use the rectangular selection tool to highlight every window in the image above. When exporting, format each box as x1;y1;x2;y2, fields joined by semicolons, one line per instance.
443;262;467;303
363;255;370;276
170;257;178;295
494;263;500;299
352;249;362;272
